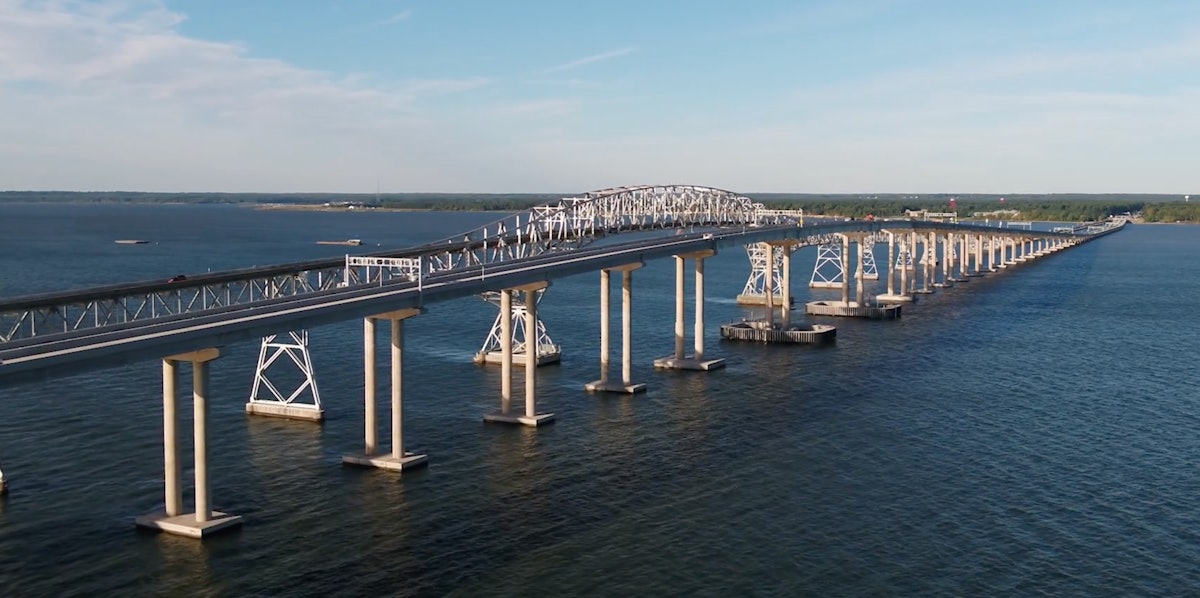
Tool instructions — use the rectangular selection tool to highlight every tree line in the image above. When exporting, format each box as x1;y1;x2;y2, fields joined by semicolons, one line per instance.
2;191;1197;222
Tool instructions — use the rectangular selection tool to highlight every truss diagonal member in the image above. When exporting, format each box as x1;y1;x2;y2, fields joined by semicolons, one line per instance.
809;240;845;289
736;242;793;305
474;289;561;366
861;242;879;280
246;330;324;421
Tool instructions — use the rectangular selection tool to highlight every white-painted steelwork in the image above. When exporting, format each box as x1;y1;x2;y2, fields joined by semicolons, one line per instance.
809;242;845;289
474;290;560;365
246;330;323;415
0;186;799;344
737;242;791;302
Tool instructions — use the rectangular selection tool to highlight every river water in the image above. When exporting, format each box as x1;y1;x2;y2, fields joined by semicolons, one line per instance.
1;202;1199;597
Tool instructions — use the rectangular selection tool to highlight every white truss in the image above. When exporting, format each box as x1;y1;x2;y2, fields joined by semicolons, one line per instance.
0;187;1105;344
738;243;792;300
861;242;879;280
247;330;322;411
474;290;560;363
343;256;423;287
809;243;845;289
895;244;914;270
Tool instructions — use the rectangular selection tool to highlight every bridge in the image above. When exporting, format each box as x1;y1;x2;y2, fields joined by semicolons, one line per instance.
0;184;1123;537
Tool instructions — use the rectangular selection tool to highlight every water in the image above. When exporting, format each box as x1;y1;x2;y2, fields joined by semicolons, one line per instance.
2;203;1200;596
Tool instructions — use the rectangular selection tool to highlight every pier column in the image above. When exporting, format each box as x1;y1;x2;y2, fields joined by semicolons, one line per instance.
137;348;242;539
363;318;377;455
974;234;984;275
486;283;555;425
782;243;792;312
840;235;851;305
162;359;182;517
655;251;724;371
938;233;953;287
854;236;866;305
597;269;611;385
876;231;911;302
764;243;776;327
344;308;428;471
622;268;637;388
674;256;685;359
588;263;647;393
694;257;706;360
501;290;512;411
955;234;969;280
886;233;896;296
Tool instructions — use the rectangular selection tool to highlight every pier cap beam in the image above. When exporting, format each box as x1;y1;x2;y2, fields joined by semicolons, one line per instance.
368;307;423;321
164;348;220;363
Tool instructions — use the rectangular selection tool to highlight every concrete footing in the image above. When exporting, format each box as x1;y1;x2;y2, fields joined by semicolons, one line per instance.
653;355;727;370
805;301;902;319
875;293;914;303
720;321;836;344
245;402;324;421
342;452;429;471
483;412;556;426
584;380;647;394
735;293;792;306
473;350;561;366
807;282;843;290
135;511;243;538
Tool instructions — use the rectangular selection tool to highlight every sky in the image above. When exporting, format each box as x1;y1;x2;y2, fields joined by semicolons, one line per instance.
1;0;1198;194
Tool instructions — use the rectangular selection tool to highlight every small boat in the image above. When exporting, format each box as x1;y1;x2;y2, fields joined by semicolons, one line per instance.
316;239;363;246
114;239;149;245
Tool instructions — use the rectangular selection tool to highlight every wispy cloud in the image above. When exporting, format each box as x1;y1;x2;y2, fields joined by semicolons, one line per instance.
377;9;412;26
541;47;634;74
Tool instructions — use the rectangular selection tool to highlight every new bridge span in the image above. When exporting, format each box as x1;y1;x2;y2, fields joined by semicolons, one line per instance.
0;184;1124;536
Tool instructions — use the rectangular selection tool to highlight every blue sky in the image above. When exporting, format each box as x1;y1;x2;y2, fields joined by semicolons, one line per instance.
1;0;1197;194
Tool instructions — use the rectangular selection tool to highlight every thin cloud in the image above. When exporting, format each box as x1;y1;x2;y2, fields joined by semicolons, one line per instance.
541;47;634;74
377;9;412;26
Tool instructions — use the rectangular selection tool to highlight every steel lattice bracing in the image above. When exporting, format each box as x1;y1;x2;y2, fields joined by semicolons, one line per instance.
738;243;793;300
247;330;322;411
414;185;799;273
810;242;845;288
0;186;800;344
474;290;560;365
861;243;879;280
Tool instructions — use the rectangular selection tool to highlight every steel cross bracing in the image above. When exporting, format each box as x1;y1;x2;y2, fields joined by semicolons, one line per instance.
247;330;322;411
0;270;344;343
475;290;559;362
738;243;795;299
861;242;879;280
810;242;845;288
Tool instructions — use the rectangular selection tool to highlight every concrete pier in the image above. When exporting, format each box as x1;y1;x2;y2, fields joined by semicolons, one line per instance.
720;320;836;344
245;330;324;421
137;348;243;538
655;252;726;370
486;284;555;425
586;264;647;394
876;230;913;303
805;300;901;319
344;309;429;471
